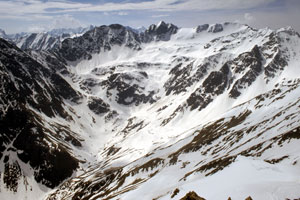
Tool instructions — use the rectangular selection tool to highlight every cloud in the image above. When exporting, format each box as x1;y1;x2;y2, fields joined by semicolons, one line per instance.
0;14;52;21
51;14;83;29
101;11;128;16
117;12;128;16
1;0;300;33
69;0;277;13
28;26;47;33
26;15;84;33
152;14;170;18
0;0;278;17
242;8;300;32
0;0;87;18
244;13;255;21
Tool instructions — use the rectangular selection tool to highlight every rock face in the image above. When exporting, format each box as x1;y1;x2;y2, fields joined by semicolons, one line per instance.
140;21;178;42
1;22;300;200
180;191;206;200
88;97;110;114
0;38;80;190
103;71;156;106
229;45;263;98
0;39;81;117
57;24;142;61
196;24;209;33
186;63;230;111
14;33;60;50
0;28;8;39
208;23;223;33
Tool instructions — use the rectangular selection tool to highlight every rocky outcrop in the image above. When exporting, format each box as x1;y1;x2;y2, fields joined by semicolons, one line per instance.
229;45;263;98
103;72;156;106
88;97;110;114
187;63;230;111
140;21;178;42
196;24;209;33
208;23;223;33
180;191;206;200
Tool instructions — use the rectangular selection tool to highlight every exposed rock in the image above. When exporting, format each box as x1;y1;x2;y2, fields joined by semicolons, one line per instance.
164;59;194;95
88;96;110;114
3;161;22;192
141;21;178;42
196;24;209;33
180;191;206;200
0;39;80;189
208;24;223;33
229;45;263;98
186;63;230;111
103;72;156;106
171;188;180;198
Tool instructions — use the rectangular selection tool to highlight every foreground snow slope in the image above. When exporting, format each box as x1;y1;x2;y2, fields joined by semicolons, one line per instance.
48;77;300;200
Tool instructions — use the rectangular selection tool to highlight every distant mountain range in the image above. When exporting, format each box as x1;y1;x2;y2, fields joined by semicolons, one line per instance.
0;25;94;50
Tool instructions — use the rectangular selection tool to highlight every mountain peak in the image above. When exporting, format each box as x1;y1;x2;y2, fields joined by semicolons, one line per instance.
108;24;125;29
157;20;167;27
208;23;223;33
142;21;178;42
277;26;300;36
0;28;7;38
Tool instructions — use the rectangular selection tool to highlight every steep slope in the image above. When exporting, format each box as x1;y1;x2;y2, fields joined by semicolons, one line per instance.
0;38;86;199
0;29;8;40
14;32;62;51
0;22;300;200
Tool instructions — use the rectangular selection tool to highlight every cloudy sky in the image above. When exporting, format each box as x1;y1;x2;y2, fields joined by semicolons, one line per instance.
0;0;299;34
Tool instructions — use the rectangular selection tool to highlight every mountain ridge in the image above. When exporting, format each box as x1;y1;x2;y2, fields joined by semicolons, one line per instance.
0;22;300;200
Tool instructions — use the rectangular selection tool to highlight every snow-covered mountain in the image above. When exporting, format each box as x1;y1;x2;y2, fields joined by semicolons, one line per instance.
125;26;146;34
47;25;95;37
1;26;95;51
13;32;62;50
0;29;7;39
1;21;300;200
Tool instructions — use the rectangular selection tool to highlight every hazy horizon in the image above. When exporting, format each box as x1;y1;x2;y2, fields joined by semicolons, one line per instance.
0;0;299;34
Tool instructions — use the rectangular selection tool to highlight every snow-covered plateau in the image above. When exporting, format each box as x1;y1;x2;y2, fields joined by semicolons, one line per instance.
1;21;300;200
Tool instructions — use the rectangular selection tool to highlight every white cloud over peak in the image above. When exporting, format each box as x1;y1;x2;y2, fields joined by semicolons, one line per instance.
51;14;83;29
26;14;84;33
244;13;255;21
152;14;170;18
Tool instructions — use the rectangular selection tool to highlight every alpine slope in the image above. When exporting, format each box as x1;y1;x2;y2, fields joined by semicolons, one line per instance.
0;21;300;200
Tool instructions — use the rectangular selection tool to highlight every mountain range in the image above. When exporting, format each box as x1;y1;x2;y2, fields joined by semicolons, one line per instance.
0;21;300;200
0;26;94;51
